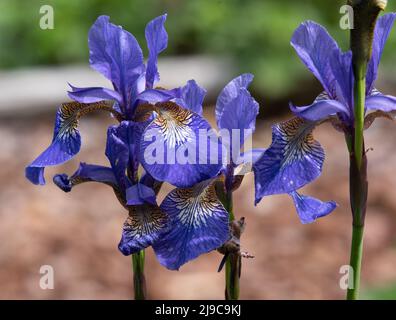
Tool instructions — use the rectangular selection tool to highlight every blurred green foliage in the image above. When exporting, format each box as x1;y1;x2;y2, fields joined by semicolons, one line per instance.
0;0;395;98
363;283;396;300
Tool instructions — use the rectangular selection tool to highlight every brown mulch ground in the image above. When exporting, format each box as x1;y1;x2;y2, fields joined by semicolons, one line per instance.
1;107;396;299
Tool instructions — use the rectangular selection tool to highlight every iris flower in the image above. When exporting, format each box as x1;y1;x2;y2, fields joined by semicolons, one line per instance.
25;14;222;188
50;74;260;271
150;74;262;270
25;14;231;270
52;120;228;270
254;14;396;224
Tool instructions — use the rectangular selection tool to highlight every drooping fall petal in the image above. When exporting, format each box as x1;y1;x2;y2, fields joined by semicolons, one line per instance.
254;117;324;203
153;179;229;270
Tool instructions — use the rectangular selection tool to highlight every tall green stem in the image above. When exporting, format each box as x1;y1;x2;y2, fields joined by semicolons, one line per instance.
224;189;239;300
347;224;364;299
132;250;146;300
346;151;368;300
347;60;366;301
353;65;366;169
345;0;385;300
348;64;367;300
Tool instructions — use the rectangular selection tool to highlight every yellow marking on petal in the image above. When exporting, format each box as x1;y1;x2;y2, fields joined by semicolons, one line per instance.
169;182;222;228
153;102;194;148
134;103;157;122
58;101;120;140
279;117;320;164
124;204;167;238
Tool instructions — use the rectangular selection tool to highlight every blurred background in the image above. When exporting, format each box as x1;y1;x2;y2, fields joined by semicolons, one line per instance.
1;0;396;299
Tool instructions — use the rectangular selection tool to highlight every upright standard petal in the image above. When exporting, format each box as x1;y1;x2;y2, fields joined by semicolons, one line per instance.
140;102;223;188
88;16;144;110
145;14;168;89
153;180;229;270
253;117;324;203
289;191;337;224
26;101;115;185
216;74;254;127
53;163;118;193
217;88;259;161
291;21;339;97
329;50;354;110
119;204;169;255
175;80;207;115
367;13;396;92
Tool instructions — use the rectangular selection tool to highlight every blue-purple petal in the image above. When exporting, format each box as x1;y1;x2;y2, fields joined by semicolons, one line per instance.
106;122;133;190
291;21;340;97
153;180;229;270
25;167;45;185
140;102;223;188
218;88;259;158
140;172;163;194
53;174;72;192
289;191;337;224
366;92;396;113
367;13;396;92
175;80;206;115
88;15;144;110
119;204;169;255
53;163;118;192
290;99;350;122
145;14;168;89
126;183;157;206
329;50;354;109
135;88;180;105
26;101;115;185
67;84;122;104
216;74;254;127
253;117;324;203
26;103;84;185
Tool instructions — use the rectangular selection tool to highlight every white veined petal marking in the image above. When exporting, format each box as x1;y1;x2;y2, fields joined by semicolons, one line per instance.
278;117;322;167
169;182;222;228
123;205;167;239
154;102;194;148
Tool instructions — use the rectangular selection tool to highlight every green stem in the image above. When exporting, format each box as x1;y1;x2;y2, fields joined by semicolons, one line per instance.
132;250;146;300
225;252;240;300
224;189;239;300
346;0;384;300
353;64;366;169
225;187;235;221
346;152;368;300
347;225;364;300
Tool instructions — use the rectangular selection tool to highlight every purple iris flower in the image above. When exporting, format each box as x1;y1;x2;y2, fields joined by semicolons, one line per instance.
53;121;170;257
254;13;396;224
52;104;228;271
148;75;262;270
25;14;222;188
25;14;228;270
152;74;262;270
